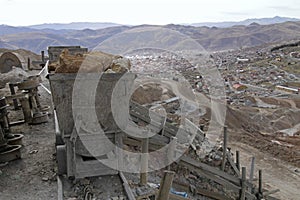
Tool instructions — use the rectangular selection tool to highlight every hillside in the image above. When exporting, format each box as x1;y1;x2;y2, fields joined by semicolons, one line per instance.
0;21;300;53
27;22;122;30
191;16;300;27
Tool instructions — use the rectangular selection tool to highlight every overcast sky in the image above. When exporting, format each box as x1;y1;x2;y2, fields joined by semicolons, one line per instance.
1;0;300;26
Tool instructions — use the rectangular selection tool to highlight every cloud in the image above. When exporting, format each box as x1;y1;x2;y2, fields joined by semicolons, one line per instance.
221;11;250;16
269;5;300;12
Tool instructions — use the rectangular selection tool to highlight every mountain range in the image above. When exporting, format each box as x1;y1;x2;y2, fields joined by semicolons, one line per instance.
17;16;300;30
0;16;299;53
190;16;300;28
26;22;122;30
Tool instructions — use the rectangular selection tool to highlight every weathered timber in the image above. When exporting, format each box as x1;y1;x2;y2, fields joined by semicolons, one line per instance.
156;171;175;200
140;138;149;185
240;167;246;200
195;187;232;200
222;126;228;171
57;175;64;200
249;157;256;192
226;151;240;177
180;156;257;200
119;172;136;200
236;151;240;171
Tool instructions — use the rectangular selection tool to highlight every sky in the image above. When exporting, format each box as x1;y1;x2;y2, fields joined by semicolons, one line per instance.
1;0;300;26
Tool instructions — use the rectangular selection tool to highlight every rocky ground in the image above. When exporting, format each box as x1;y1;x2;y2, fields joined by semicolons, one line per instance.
0;72;57;200
0;42;300;199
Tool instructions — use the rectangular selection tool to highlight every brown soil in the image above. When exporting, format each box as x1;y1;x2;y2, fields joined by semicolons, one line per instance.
225;102;300;168
0;75;56;200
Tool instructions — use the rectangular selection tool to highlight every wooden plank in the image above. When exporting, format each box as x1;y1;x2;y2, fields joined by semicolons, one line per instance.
240;167;246;200
263;189;280;197
157;171;175;200
221;127;228;171
116;132;124;171
236;151;240;171
140;138;149;185
167;137;177;168
119;172;136;200
266;196;281;200
124;137;160;151
169;193;189;200
195;187;232;200
9;120;25;126
181;158;240;192
259;170;263;194
57;175;64;200
249;157;255;193
180;156;257;200
226;152;240;177
75;133;115;157
139;189;189;200
123;133;170;148
184;118;205;138
65;139;75;178
8;83;19;110
136;192;156;200
181;156;240;185
75;155;118;178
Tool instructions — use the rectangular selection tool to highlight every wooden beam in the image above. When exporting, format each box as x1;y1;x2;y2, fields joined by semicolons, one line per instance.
240;167;246;200
119;172;136;200
180;156;257;200
167;137;177;169
156;171;175;200
263;189;280;197
140;138;149;185
57;175;63;200
249;157;255;192
181;156;240;185
236;151;240;172
226;151;240;177
195;187;232;200
221;126;228;171
258;170;263;195
8;83;19;110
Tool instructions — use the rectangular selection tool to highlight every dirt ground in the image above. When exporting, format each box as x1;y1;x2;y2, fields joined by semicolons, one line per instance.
229;142;300;200
0;72;57;200
1;69;300;199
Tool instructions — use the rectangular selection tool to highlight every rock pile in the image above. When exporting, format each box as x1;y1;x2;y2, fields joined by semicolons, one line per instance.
50;50;131;73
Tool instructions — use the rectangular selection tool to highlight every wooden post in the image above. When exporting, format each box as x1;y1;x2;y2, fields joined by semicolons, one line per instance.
27;57;31;70
258;170;263;195
221;126;228;171
248;157;256;193
20;96;32;123
57;175;63;200
236;151;240;172
249;157;255;182
140;137;149;185
156;171;175;200
119;172;136;200
167;137;177;170
240;167;246;200
41;51;45;63
116;132;124;171
9;83;19;110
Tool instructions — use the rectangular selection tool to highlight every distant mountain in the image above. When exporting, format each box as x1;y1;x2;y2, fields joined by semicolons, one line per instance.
27;22;122;30
0;25;36;36
190;16;300;28
1;20;300;53
0;39;17;49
